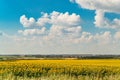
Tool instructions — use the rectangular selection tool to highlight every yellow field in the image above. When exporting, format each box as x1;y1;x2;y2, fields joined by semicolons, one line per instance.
0;59;120;80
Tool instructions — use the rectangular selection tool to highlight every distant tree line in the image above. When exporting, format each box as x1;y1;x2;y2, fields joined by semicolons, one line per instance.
0;54;120;60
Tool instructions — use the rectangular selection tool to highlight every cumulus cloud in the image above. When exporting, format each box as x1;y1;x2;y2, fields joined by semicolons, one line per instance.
20;15;35;27
94;10;120;29
94;31;112;44
19;11;81;38
36;12;50;27
20;11;80;28
72;0;120;13
94;10;106;27
18;27;46;36
71;0;120;29
79;32;93;43
19;11;118;44
0;11;116;54
3;28;120;54
49;11;80;27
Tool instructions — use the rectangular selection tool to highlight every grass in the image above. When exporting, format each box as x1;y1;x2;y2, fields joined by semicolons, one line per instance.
1;73;120;80
0;59;120;80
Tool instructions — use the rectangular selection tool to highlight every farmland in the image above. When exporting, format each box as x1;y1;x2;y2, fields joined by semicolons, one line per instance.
0;59;120;80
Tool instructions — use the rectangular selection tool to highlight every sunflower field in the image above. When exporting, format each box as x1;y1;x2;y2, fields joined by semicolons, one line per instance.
0;59;120;80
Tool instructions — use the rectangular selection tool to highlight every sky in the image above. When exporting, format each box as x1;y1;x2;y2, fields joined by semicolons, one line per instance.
0;0;120;55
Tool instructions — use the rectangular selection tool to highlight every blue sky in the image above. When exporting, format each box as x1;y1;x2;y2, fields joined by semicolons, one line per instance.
0;0;120;54
0;0;95;34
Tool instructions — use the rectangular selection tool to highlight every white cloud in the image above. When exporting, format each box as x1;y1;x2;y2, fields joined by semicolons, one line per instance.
20;11;80;28
94;10;120;29
94;10;106;28
19;11;81;38
17;11;120;54
72;0;120;13
2;11;120;54
3;29;120;54
49;11;80;27
94;31;112;44
17;11;84;54
79;32;93;43
20;15;35;28
71;0;120;29
36;13;50;27
18;27;46;36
